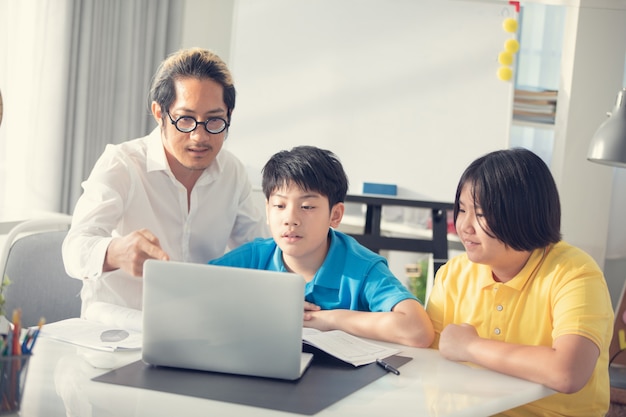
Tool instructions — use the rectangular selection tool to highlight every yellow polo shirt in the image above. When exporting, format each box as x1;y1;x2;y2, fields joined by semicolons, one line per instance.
427;241;613;417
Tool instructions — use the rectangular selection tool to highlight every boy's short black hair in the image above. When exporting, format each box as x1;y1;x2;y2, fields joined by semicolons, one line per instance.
454;148;561;251
262;146;349;208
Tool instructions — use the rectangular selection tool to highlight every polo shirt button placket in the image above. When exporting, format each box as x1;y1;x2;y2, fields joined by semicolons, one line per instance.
494;328;501;335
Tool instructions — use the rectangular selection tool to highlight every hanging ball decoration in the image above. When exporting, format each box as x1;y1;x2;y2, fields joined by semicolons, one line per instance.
504;38;520;54
497;15;519;82
497;66;513;81
502;17;518;33
498;51;514;66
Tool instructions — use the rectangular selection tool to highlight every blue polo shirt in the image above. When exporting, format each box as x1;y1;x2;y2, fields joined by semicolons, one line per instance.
209;229;419;311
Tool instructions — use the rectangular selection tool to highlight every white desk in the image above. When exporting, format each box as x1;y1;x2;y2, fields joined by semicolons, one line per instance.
21;337;555;417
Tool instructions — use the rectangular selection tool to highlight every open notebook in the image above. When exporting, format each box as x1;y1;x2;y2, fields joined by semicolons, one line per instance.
142;260;313;380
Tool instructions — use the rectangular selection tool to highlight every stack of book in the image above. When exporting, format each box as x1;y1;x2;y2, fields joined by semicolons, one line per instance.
513;88;558;124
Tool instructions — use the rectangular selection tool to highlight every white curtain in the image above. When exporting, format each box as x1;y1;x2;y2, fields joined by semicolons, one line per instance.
0;0;73;219
0;0;182;219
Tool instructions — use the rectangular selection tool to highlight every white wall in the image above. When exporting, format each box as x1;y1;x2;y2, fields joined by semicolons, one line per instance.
226;0;515;203
181;0;516;203
180;0;235;62
180;1;626;301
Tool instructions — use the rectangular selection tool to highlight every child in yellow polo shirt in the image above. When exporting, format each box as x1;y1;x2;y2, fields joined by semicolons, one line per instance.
426;148;613;416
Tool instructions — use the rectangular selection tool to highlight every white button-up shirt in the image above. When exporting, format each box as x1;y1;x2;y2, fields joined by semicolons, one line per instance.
62;127;268;314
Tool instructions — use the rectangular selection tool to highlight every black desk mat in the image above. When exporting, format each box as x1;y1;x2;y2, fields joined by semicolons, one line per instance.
92;349;411;415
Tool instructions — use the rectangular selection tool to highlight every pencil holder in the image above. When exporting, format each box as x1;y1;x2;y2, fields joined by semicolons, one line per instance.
0;354;31;414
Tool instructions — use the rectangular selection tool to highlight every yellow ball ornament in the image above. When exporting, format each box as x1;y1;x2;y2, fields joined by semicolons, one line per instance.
498;51;514;66
502;18;518;33
504;38;520;54
497;66;513;81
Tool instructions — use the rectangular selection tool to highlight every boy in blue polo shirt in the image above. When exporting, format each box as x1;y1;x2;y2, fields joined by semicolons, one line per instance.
209;146;434;347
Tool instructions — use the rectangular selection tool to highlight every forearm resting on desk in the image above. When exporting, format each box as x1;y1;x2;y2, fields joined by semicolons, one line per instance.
303;299;434;348
439;324;598;393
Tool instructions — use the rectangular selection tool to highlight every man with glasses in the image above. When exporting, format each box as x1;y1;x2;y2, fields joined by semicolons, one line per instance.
63;48;268;316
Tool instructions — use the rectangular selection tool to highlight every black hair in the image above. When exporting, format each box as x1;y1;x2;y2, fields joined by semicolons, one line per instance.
453;148;561;251
149;48;236;122
262;146;349;209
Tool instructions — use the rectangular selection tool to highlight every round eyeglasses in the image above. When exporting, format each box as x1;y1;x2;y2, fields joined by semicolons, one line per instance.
166;112;229;134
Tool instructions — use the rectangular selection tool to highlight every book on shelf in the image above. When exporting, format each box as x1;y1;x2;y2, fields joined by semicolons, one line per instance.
302;328;400;367
514;88;558;101
513;107;555;118
512;112;556;125
514;97;556;107
513;107;556;119
513;87;558;124
513;104;556;115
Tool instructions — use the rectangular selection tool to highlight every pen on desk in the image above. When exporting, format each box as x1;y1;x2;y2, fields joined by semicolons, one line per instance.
376;358;400;375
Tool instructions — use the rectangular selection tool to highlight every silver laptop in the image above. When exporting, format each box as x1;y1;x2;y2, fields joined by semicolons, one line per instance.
142;260;313;380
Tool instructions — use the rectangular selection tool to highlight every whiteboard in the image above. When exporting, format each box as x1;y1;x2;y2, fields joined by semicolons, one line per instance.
226;0;515;202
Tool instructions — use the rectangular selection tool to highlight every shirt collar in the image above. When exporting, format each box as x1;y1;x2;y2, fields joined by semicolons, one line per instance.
310;229;341;289
272;248;290;272
272;229;339;288
146;127;168;173
505;245;550;291
478;245;550;291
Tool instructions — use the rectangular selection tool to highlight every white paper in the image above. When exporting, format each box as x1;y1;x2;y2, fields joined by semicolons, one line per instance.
302;328;400;367
40;318;142;352
84;302;143;332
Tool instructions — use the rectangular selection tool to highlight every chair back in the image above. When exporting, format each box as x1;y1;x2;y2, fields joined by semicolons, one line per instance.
1;217;82;327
